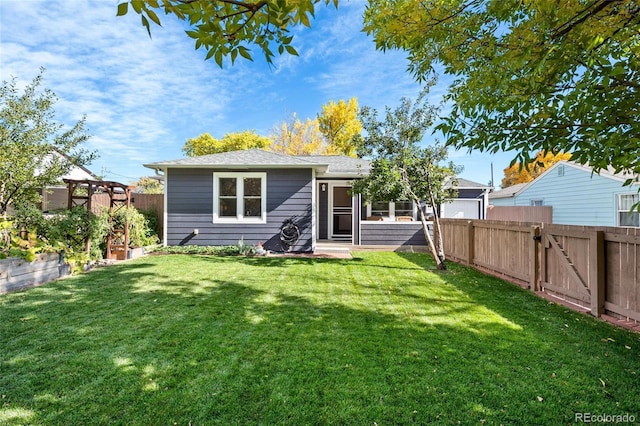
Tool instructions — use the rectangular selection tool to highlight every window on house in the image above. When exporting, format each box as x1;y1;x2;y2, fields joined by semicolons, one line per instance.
394;200;414;217
618;194;639;227
557;165;565;177
370;201;390;217
367;200;415;220
213;172;266;223
530;199;544;206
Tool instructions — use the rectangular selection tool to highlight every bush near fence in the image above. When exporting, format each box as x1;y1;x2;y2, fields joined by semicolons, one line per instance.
91;193;163;237
441;218;640;325
41;189;163;238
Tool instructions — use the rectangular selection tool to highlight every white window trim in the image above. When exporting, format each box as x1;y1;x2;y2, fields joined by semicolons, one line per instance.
366;201;416;220
213;172;267;224
530;199;544;206
617;193;639;227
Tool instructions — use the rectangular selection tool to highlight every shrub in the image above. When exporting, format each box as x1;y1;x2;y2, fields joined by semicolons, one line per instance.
95;207;159;249
152;241;257;256
1;204;158;265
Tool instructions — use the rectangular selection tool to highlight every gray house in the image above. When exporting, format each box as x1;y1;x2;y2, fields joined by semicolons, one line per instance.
144;149;490;252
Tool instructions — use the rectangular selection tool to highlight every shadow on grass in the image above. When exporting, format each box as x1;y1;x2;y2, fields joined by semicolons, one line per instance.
1;253;639;425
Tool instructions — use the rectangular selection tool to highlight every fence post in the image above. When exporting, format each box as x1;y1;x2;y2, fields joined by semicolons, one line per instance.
589;230;605;317
530;225;541;291
466;220;474;266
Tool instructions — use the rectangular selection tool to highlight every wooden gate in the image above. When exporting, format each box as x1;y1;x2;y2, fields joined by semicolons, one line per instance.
539;225;605;316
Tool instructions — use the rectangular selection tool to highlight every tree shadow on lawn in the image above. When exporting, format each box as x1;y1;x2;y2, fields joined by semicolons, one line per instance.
396;252;640;413
1;254;639;425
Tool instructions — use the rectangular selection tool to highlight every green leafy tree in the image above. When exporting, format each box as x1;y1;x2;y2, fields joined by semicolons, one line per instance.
352;84;460;270
0;71;95;217
363;0;640;178
317;98;362;157
117;0;338;67
132;176;164;194
183;130;272;156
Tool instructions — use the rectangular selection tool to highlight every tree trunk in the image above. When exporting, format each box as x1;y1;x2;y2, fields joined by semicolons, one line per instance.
0;180;6;219
429;191;446;262
415;196;446;270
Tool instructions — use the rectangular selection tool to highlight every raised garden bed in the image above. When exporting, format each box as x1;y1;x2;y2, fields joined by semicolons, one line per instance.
0;252;70;294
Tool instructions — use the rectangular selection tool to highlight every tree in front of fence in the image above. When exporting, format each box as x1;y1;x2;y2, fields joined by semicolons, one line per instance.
352;81;460;270
0;70;96;217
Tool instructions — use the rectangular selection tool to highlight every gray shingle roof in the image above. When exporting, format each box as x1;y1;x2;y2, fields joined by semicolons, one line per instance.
489;182;527;199
143;149;371;175
454;177;492;189
302;155;370;175
144;149;321;168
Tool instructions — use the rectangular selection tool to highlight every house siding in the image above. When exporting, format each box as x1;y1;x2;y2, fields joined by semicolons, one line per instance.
489;197;517;206
166;168;313;251
360;222;425;246
509;165;629;226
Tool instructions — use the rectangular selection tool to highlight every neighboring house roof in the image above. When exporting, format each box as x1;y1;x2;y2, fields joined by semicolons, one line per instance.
62;164;97;181
489;161;640;201
569;161;639;183
489;182;528;200
448;177;492;189
44;150;98;185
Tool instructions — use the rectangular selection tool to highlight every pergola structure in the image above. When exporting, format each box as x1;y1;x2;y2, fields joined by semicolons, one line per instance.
63;179;133;260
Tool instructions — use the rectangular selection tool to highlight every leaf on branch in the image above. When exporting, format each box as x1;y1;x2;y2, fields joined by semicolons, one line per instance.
116;2;129;16
146;9;162;27
141;15;151;38
238;46;252;61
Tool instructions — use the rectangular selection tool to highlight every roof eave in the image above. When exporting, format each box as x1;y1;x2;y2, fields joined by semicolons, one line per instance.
143;163;329;172
318;171;367;178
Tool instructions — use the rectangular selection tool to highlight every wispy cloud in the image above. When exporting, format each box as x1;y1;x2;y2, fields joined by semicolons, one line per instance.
1;0;511;185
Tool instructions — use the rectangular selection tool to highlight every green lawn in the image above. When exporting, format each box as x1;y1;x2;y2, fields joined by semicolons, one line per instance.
1;252;638;425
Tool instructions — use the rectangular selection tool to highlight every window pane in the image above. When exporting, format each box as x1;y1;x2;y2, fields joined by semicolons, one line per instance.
244;178;261;196
219;178;237;196
619;194;639;210
244;198;262;217
333;187;351;207
219;198;237;217
395;200;413;216
371;201;389;216
620;212;640;227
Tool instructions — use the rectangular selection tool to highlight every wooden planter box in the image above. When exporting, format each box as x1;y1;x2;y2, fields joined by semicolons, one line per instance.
0;252;70;294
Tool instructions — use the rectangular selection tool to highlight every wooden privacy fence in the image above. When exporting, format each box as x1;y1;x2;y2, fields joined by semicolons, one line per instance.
92;193;164;236
486;205;553;223
41;188;163;237
441;219;640;323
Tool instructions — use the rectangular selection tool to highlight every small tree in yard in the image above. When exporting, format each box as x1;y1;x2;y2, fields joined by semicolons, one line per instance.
352;83;460;270
0;70;95;217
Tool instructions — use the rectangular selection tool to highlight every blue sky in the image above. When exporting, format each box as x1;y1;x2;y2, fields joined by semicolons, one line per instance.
1;0;513;186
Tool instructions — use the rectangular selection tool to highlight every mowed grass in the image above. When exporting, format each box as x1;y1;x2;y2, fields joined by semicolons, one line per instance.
1;252;639;425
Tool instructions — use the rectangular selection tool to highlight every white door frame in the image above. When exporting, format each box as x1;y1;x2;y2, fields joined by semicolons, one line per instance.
327;180;353;241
